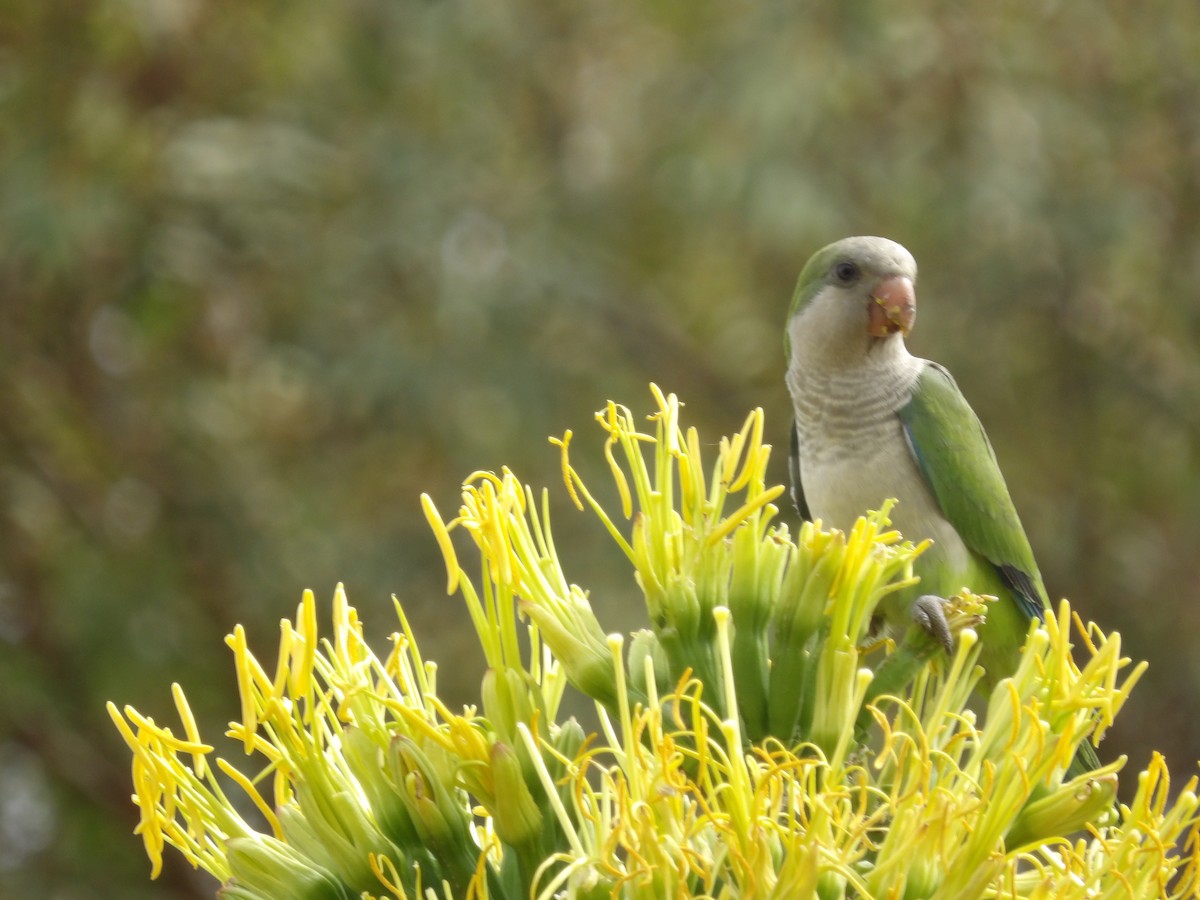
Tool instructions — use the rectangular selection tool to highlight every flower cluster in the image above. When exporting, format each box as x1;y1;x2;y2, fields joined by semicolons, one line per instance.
110;386;1199;898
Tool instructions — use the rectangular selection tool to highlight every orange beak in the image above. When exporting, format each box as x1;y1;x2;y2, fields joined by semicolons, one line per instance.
867;276;916;337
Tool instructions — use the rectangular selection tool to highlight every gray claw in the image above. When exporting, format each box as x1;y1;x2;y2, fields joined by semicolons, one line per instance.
912;594;954;655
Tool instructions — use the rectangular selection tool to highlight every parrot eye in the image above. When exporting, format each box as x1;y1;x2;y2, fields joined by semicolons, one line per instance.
832;260;860;284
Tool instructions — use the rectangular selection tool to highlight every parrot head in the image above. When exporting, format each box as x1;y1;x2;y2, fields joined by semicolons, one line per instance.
785;236;918;361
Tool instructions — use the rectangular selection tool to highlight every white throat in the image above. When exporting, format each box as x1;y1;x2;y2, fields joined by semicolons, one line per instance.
786;310;923;465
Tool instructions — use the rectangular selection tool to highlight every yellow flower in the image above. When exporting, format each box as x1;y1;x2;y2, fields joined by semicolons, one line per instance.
109;386;1200;899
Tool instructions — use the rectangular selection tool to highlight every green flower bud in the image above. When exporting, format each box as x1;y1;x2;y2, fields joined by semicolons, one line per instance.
816;868;847;900
339;726;421;849
482;666;537;744
225;835;351;900
1005;771;1119;849
627;628;668;699
489;741;544;848
280;781;395;892
520;597;618;709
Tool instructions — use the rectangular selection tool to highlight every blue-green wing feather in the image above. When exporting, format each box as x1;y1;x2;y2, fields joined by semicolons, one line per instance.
899;363;1048;622
789;423;812;521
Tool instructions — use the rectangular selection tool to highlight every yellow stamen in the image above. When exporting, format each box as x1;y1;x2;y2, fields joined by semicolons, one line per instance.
171;683;210;779
215;758;282;839
422;493;461;594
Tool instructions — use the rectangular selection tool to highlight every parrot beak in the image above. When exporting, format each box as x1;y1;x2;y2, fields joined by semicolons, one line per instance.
867;276;916;337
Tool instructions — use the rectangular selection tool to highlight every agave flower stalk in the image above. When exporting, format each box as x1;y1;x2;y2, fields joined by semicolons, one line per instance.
110;385;1199;899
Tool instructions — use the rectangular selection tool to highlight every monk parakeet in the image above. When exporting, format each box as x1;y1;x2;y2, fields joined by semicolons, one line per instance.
784;235;1056;693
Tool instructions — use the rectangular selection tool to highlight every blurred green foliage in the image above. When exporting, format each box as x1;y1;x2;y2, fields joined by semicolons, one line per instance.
2;2;1199;896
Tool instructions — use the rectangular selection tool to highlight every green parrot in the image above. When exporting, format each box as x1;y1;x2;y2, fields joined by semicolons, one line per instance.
784;236;1099;772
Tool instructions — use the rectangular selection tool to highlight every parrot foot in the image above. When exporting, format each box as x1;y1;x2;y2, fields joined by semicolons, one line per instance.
912;594;954;655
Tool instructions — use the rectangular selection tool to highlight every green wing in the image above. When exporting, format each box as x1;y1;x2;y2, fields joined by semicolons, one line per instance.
898;363;1048;621
789;423;812;521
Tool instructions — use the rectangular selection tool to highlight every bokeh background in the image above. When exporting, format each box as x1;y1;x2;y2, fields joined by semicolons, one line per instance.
3;2;1200;896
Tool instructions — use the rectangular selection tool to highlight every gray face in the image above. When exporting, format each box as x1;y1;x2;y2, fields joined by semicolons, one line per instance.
787;236;919;364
